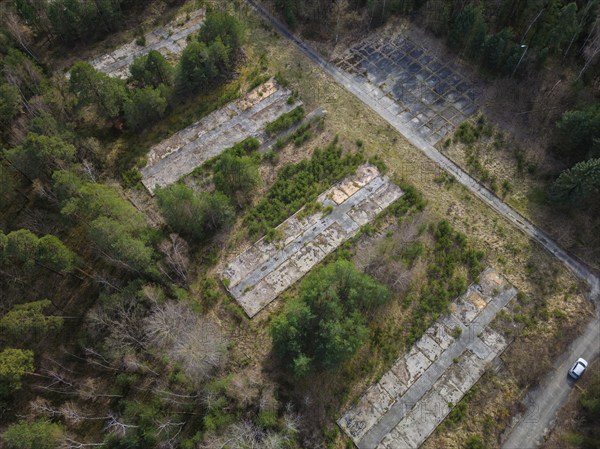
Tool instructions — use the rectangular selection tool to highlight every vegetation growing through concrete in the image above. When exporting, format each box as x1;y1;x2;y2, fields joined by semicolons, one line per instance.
264;105;305;136
244;137;364;236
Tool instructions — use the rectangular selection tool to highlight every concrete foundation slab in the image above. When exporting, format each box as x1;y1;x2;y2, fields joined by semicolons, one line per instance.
338;269;516;448
220;165;403;317
333;34;480;145
141;80;300;192
90;9;206;78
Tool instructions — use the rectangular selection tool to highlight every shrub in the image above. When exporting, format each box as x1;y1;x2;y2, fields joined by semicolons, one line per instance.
245;140;364;236
265;106;305;136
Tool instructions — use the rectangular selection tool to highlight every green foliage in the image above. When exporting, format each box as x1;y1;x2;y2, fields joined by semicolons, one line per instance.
554;104;600;164
580;372;600;421
53;174;154;271
0;84;20;127
47;0;121;44
550;158;600;203
213;153;261;206
265;106;305;136
198;11;244;55
37;235;76;272
156;184;235;241
388;180;427;216
176;41;219;94
464;434;488;449
124;86;168;130
1;419;63;449
69;62;127;119
175;12;241;95
3;229;38;266
5;133;76;181
89;217;154;271
0;229;75;272
255;409;278;429
406;220;483;344
130;51;174;88
0;348;34;395
0;164;17;210
454;122;479;144
271;260;391;377
245;140;364;236
0;300;63;341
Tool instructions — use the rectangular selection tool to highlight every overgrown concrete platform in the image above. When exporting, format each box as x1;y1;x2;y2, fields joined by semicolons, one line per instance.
141;80;300;193
220;165;403;318
338;268;517;449
90;9;206;78
333;34;480;145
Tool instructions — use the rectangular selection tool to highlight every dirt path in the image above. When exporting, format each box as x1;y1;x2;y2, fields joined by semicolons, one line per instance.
244;2;600;447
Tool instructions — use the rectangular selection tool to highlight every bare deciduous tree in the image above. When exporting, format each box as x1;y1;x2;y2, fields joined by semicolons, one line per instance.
158;234;190;285
144;301;227;383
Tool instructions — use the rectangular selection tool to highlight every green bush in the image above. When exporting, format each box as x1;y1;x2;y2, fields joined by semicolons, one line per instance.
245;140;364;236
265;106;305;136
271;260;391;377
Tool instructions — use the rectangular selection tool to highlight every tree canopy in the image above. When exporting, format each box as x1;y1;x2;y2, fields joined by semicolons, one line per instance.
1;419;63;449
156;184;235;241
0;348;34;395
270;260;391;377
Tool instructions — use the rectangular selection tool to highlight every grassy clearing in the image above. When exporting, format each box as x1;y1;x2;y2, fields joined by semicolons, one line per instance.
440;115;600;272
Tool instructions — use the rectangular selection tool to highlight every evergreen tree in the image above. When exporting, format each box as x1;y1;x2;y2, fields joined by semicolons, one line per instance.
213;153;261;206
175;41;218;94
123;86;168;130
550;158;600;203
4;133;76;181
0;348;34;395
554;104;600;163
198;11;244;56
271;260;390;377
0;300;63;341
1;419;63;449
129;50;174;88
69;62;126;119
156;184;234;240
0;84;20;127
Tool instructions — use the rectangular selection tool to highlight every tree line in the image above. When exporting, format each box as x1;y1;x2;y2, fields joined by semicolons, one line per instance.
68;11;243;131
276;0;600;77
14;0;184;46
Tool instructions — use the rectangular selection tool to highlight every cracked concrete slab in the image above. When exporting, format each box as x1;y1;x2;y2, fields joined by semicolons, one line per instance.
141;80;300;192
90;9;206;78
332;34;480;145
220;165;403;317
338;268;517;448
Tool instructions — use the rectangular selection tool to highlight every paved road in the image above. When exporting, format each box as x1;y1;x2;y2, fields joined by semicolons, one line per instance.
245;0;599;292
502;296;600;449
244;2;600;447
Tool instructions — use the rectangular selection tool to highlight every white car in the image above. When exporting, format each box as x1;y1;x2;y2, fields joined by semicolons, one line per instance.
568;358;588;380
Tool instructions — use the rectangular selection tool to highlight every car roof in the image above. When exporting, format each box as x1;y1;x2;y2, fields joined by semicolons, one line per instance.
572;361;586;375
